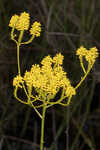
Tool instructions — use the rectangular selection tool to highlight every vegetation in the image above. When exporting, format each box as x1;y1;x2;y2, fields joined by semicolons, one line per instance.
0;0;100;150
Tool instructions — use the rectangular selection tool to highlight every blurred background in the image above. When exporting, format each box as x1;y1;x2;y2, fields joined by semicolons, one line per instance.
0;0;100;150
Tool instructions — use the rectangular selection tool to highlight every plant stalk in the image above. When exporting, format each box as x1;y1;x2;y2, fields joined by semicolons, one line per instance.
40;104;47;150
17;44;21;75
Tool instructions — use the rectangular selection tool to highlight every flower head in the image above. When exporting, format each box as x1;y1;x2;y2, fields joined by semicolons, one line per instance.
9;12;30;31
53;53;64;65
76;46;88;57
16;12;30;31
41;55;53;66
85;47;99;66
76;46;99;66
13;75;24;88
19;54;73;96
13;54;76;100
30;21;41;37
65;86;76;97
9;15;19;28
24;71;33;88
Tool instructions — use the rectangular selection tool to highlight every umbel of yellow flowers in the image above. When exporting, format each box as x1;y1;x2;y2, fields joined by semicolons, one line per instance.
9;12;30;31
76;46;98;67
9;12;41;45
9;12;41;75
13;53;76;109
13;53;76;96
13;46;98;110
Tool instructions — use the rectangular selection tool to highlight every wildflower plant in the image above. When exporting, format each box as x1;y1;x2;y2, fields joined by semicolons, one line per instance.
9;12;99;150
9;12;41;74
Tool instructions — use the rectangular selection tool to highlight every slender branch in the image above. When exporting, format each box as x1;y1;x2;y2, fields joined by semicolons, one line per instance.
17;44;21;75
75;65;91;90
80;57;86;74
30;102;42;119
11;27;18;44
21;35;35;45
14;88;28;104
59;97;72;107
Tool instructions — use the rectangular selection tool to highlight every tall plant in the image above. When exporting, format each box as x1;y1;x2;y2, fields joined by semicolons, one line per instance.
9;12;99;150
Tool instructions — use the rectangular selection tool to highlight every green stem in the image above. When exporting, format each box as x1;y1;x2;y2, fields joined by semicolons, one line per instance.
18;30;24;44
30;103;43;119
17;44;21;75
80;57;86;74
40;104;47;150
21;35;35;45
11;27;18;44
75;65;91;90
14;87;28;104
17;30;24;75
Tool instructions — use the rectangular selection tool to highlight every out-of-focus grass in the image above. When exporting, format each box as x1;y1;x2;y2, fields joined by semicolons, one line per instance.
0;0;100;150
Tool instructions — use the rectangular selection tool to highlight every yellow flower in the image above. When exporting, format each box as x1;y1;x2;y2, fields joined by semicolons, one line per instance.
85;47;99;66
76;46;99;66
41;55;53;66
53;53;64;65
30;21;41;37
9;15;19;28
31;64;41;74
13;75;24;88
16;12;30;31
60;77;71;87
45;77;58;94
24;71;33;88
76;46;88;57
30;64;43;88
13;54;75;98
53;65;67;87
65;86;76;97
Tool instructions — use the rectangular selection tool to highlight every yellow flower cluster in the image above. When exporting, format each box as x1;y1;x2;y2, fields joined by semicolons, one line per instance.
53;53;64;65
13;53;76;98
13;75;24;88
9;12;30;31
9;12;41;36
76;46;87;57
85;47;99;65
65;86;76;97
76;46;99;66
9;15;19;28
16;12;30;31
30;22;41;37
